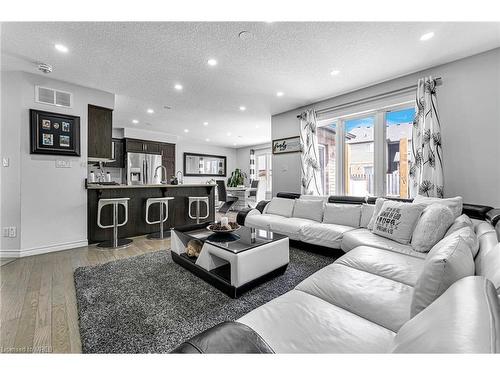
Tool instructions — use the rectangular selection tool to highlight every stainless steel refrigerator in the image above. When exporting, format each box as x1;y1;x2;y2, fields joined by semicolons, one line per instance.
126;152;162;185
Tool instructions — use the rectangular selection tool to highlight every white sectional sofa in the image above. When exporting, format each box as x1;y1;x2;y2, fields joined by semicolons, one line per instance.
172;193;500;353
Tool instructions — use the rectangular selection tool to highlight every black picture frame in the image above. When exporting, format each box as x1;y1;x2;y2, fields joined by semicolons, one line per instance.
30;109;81;156
183;152;227;177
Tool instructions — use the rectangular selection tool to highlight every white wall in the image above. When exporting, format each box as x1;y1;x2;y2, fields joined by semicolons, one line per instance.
1;71;115;257
272;48;500;207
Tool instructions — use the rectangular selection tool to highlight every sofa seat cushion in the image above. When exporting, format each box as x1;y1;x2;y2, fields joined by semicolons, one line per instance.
341;228;426;259
295;264;413;332
300;223;356;248
245;214;284;230
269;218;317;240
335;246;424;286
238;290;395;353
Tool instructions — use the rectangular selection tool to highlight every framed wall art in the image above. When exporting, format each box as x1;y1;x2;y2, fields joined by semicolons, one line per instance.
30;109;81;156
272;136;301;154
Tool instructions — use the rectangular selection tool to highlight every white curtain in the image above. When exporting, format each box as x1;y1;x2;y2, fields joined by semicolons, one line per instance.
299;109;323;195
410;77;444;198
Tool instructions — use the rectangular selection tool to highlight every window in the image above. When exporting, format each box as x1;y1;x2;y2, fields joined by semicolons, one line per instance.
317;122;337;195
318;101;415;198
385;107;415;198
344;116;375;196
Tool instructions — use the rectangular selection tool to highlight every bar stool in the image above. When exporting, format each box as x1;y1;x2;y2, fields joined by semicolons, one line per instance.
146;197;175;239
188;196;210;224
97;198;133;248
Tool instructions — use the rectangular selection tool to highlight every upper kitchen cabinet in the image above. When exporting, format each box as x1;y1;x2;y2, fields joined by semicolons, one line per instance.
88;104;113;160
104;138;125;168
124;138;160;154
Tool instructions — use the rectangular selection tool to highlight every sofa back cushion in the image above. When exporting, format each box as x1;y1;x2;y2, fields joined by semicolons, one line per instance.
372;201;425;245
323;204;361;227
474;221;500;293
367;198;387;230
411;235;475;317
413;195;463;219
265;197;295;218
292;199;324;222
393;277;500;353
445;214;474;236
411;204;455;253
360;204;375;228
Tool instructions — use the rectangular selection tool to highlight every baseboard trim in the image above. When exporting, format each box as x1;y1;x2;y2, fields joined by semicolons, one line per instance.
0;239;89;258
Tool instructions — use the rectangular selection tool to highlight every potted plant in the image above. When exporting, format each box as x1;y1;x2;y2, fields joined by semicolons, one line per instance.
227;168;247;187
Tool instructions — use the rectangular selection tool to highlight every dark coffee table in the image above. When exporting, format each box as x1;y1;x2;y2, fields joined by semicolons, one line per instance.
171;223;289;298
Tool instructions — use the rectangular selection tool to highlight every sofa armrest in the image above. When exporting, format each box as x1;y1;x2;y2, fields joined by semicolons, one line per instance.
170;322;274;354
255;199;270;213
486;208;500;227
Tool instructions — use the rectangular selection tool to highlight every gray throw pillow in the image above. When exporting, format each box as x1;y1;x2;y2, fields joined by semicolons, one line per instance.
411;204;455;253
367;198;387;230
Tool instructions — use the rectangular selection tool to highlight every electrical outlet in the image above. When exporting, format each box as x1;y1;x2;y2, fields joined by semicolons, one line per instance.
2;157;9;167
8;227;17;238
2;227;9;237
55;160;71;168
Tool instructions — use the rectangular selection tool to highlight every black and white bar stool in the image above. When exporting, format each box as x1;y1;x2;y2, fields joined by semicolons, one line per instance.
97;197;133;248
146;196;175;239
188;196;210;224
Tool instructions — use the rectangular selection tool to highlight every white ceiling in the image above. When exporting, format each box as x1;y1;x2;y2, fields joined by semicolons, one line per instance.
2;22;500;148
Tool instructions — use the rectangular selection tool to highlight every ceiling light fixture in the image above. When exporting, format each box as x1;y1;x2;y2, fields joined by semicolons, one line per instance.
330;70;340;76
227;132;232;136
238;31;253;40
256;125;260;129
147;108;154;114
420;32;435;41
276;91;284;97
54;44;69;53
239;106;246;111
203;122;209;126
206;138;210;142
207;59;217;66
174;84;183;90
132;119;139;124
184;129;189;133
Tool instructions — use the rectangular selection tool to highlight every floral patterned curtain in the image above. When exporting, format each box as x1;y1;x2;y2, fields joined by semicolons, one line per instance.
299;109;323;195
410;77;444;198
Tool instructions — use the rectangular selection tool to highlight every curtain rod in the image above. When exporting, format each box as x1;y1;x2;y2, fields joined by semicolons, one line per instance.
297;77;443;118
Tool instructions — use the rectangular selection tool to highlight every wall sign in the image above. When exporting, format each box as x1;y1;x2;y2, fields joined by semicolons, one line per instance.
30;109;81;156
272;136;301;154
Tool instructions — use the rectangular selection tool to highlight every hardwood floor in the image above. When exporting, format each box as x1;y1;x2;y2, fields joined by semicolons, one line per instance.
0;211;236;353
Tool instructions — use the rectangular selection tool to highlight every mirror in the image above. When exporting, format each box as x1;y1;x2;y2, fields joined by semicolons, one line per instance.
183;152;227;177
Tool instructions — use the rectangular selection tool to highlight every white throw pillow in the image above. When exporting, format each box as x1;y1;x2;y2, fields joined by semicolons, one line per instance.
293;199;325;222
265;197;295;218
445;226;479;258
413;195;463;219
360;204;375;228
445;214;474;237
372;201;426;244
367;198;387;230
323;204;362;227
410;236;474;317
411;204;455;253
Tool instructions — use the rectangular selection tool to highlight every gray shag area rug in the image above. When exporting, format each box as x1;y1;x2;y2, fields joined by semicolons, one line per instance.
74;247;336;353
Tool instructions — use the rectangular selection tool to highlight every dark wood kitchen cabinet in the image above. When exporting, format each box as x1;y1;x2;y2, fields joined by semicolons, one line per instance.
104;138;125;168
88;104;113;159
125;138;161;154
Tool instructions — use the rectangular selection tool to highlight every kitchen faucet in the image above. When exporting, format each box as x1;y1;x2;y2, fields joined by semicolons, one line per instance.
176;170;183;185
154;165;168;184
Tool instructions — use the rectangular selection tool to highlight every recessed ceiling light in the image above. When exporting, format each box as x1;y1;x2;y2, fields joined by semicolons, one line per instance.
132;119;139;124
147;108;154;114
276;91;284;97
54;44;68;53
256;125;260;129
174;84;183;90
420;32;435;41
238;31;253;40
233;143;237;146
330;70;340;76
227;132;232;136
184;129;189;133
239;106;246;111
203;122;209;126
205;138;210;142
207;59;217;66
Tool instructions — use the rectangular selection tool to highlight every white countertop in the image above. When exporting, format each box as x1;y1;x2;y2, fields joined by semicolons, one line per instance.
87;183;216;190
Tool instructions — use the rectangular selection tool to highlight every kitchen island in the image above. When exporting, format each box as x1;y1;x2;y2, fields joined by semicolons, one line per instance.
87;183;216;244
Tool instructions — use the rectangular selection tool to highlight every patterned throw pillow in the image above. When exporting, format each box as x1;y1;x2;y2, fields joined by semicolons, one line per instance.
372;201;426;244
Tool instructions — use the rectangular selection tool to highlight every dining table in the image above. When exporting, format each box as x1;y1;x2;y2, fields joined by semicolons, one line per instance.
226;186;257;211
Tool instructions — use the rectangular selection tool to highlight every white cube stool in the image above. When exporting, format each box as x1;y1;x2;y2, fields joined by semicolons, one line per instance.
97;197;133;248
146;196;175;240
188;196;210;224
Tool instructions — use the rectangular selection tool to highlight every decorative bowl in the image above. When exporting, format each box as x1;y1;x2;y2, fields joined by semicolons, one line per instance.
207;222;241;233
